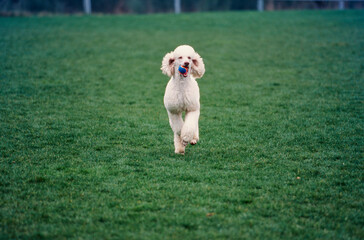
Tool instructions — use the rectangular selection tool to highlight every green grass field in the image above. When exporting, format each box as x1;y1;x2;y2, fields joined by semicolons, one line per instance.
1;10;363;239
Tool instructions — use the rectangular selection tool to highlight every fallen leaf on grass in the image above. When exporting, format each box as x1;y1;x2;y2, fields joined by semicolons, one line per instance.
206;212;215;217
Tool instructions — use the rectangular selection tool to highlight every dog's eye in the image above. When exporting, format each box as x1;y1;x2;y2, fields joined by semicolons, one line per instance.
188;57;191;59
178;56;182;59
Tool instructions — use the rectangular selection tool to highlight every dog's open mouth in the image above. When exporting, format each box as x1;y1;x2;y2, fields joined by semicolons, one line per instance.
178;65;189;77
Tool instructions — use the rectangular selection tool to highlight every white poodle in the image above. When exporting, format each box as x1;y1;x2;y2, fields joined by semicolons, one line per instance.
161;45;205;154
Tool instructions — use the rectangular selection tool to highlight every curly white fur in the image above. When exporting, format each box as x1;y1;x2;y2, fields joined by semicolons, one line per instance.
161;45;205;154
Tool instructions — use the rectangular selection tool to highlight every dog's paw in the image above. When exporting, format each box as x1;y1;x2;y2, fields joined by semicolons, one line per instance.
181;134;193;146
190;139;197;145
175;149;185;155
175;145;185;155
182;140;189;147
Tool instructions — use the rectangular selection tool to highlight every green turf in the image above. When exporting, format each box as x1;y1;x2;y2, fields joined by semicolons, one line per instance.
1;10;363;239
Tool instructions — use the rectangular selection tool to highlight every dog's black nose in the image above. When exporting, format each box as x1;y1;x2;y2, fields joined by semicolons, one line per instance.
184;62;189;67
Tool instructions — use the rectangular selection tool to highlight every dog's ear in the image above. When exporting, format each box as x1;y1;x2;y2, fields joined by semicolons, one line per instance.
191;52;205;79
161;51;175;77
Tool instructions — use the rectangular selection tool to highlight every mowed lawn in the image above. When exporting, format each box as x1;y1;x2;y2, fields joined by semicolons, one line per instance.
1;10;363;239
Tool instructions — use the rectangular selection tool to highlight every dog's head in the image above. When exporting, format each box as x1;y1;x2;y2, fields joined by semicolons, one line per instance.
161;45;205;79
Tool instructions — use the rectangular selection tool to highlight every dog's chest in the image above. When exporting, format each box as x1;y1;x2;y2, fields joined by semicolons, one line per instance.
164;79;200;113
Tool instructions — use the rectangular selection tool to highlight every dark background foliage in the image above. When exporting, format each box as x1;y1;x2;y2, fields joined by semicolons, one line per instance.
1;0;363;14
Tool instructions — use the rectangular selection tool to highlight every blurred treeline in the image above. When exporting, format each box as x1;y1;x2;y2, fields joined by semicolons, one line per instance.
0;0;257;14
0;0;363;14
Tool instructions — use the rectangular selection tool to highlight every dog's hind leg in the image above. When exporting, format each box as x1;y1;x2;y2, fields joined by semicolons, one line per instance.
173;133;185;154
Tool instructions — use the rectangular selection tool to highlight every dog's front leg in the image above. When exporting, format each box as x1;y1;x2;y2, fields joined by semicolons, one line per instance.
167;112;185;154
181;110;200;146
191;124;199;145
